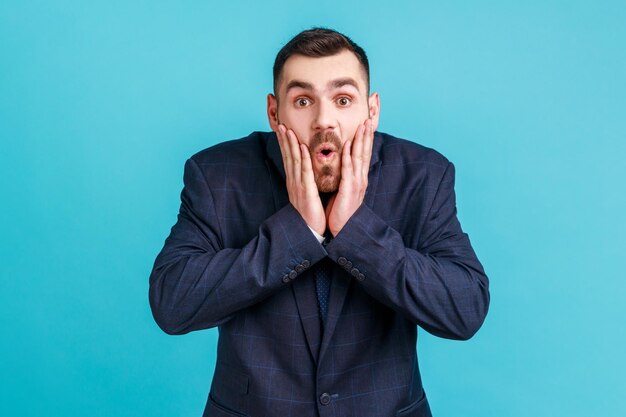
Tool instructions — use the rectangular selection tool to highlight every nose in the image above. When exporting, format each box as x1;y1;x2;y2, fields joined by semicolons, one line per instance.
312;100;337;132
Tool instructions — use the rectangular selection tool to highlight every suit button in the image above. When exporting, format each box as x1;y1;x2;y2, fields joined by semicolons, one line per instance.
282;275;290;283
350;268;360;277
344;261;352;270
319;393;331;405
302;260;310;268
288;270;298;280
295;264;305;273
337;257;347;266
357;273;365;281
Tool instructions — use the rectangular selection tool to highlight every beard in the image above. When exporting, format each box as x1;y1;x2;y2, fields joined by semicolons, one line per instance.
309;131;343;193
316;165;339;193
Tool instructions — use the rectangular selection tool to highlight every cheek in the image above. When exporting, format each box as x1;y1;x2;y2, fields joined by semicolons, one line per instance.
279;108;312;143
339;107;368;141
342;123;361;143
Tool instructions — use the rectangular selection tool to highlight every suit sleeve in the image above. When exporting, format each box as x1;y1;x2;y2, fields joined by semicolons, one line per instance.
149;157;327;335
324;162;490;340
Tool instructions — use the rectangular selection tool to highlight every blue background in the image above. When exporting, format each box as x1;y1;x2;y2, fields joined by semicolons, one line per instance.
1;1;624;416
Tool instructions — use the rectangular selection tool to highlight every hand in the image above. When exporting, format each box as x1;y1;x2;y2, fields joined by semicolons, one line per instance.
276;124;326;236
326;118;374;236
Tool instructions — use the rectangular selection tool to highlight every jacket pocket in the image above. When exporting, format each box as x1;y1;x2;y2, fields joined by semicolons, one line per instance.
204;393;248;417
396;391;432;417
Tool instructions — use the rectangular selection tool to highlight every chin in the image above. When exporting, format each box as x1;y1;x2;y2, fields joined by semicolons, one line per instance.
316;176;340;193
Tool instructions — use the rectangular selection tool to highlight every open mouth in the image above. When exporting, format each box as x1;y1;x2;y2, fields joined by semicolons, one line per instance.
316;145;337;160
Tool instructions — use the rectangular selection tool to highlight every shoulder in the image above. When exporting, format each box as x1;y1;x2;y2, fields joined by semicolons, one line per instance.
189;131;271;167
376;131;451;175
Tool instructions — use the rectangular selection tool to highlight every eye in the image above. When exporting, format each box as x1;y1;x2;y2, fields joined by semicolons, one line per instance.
295;97;311;107
336;96;352;107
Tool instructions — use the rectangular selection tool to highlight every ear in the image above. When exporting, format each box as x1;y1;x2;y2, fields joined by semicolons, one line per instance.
267;94;279;132
368;92;380;131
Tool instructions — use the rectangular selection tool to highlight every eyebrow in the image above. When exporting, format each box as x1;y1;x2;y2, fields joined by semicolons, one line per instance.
285;77;361;94
330;77;360;91
285;80;314;93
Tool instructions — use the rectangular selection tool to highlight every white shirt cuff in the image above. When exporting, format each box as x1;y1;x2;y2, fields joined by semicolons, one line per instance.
308;226;325;244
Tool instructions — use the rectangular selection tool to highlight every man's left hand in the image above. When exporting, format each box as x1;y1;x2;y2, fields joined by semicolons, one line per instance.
326;118;374;237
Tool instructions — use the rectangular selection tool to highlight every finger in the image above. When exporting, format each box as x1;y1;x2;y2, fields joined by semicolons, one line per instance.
276;125;290;166
341;140;353;183
286;129;302;185
276;125;293;182
300;144;316;191
362;118;374;178
351;123;365;177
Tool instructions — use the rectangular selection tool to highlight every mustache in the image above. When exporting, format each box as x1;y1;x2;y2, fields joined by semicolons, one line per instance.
310;131;342;150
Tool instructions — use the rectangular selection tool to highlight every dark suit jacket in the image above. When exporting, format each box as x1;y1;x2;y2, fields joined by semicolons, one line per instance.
149;131;489;417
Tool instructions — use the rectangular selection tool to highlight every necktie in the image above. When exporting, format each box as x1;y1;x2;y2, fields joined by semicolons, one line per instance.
314;258;331;326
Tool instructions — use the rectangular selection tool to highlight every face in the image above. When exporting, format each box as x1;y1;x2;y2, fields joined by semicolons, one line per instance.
268;49;380;192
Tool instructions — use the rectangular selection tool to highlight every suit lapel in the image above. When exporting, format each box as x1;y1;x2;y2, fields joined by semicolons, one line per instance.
291;276;322;365
317;268;351;362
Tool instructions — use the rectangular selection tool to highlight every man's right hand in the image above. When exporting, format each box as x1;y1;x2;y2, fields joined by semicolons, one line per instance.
276;125;326;236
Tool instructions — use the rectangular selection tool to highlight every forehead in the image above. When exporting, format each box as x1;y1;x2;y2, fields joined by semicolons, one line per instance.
279;50;367;96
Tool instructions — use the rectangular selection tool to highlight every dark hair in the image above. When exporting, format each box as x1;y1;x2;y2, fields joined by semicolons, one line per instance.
273;28;370;95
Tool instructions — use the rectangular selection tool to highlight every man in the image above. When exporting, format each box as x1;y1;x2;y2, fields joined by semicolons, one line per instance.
149;28;489;417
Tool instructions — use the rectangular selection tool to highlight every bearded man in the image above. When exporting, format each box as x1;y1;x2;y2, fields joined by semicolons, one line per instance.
149;28;490;417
